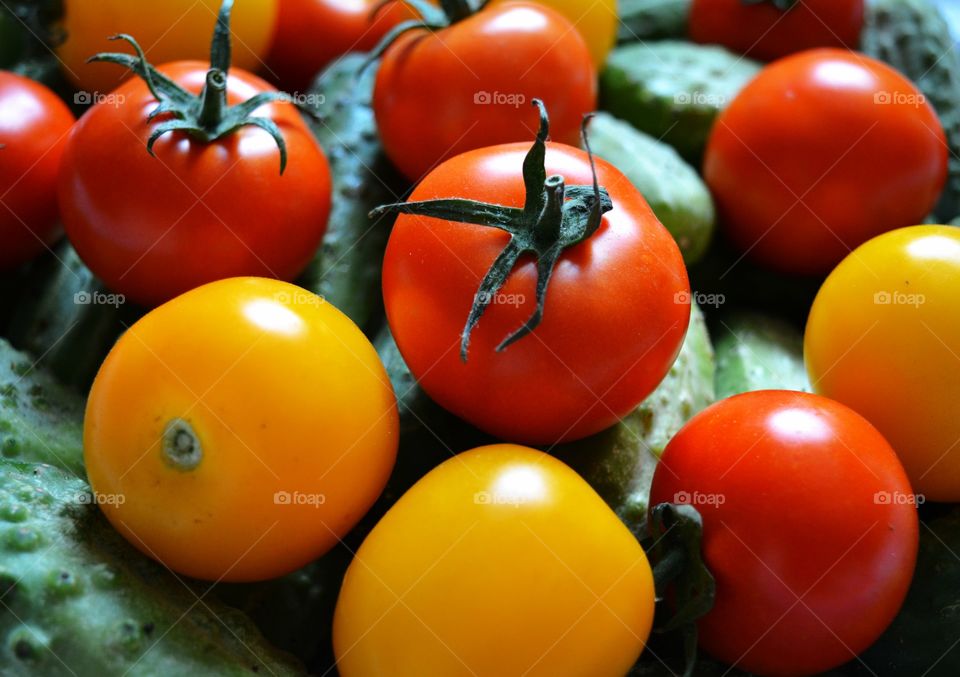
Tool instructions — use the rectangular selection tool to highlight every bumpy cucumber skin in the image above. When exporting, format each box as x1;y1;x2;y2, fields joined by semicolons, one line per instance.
588;112;715;264
600;41;761;161
713;312;812;399
297;54;400;335
852;505;960;676
0;339;84;478
617;0;691;43
0;461;304;676
6;243;140;391
553;303;715;537
862;0;960;221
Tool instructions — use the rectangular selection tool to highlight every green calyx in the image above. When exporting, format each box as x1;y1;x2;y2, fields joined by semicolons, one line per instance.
88;0;293;173
365;0;493;65
370;99;613;361
647;503;716;677
742;0;799;11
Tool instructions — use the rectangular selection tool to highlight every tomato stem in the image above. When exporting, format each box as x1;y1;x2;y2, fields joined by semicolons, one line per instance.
198;69;228;132
162;419;203;471
369;100;613;360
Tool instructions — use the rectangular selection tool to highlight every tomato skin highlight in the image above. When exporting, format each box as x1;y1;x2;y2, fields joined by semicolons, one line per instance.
58;62;331;307
83;277;399;582
382;141;690;444
806;225;960;502
374;2;597;181
334;444;656;677
650;390;918;677
0;71;76;270
57;0;278;94
265;0;414;92
704;49;947;276
689;0;864;61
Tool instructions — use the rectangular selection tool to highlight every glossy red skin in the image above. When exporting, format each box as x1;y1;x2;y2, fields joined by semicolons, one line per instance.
266;0;414;92
374;2;597;181
704;49;947;276
58;62;331;307
650;390;918;677
382;142;690;444
689;0;864;61
0;71;75;269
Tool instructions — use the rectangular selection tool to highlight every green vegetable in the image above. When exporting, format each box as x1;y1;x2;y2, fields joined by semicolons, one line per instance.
0;460;304;676
553;302;715;536
862;0;960;221
600;41;761;161
297;53;401;334
713;312;812;398
617;0;691;43
5;243;140;391
0;338;85;478
853;505;960;676
587;112;715;264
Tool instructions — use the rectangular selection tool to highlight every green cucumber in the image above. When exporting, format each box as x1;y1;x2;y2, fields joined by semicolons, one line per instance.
5;243;141;392
297;54;401;335
713;312;812;398
0;338;85;478
0;461;304;676
553;302;715;536
862;0;960;221
617;0;691;43
600;41;761;161
587;112;715;264
852;505;960;676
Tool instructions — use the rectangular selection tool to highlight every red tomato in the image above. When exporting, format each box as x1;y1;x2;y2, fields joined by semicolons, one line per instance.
382;138;690;444
266;0;414;92
690;0;864;61
0;71;75;270
650;390;918;677
704;49;947;275
375;2;596;181
58;62;331;307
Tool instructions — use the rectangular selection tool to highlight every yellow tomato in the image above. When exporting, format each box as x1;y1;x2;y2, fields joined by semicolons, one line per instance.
334;444;655;676
84;278;398;581
805;225;960;501
57;0;278;94
492;0;617;67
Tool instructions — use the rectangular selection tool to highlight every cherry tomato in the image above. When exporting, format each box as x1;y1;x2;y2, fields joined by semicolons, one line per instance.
57;0;278;95
490;0;617;67
266;0;415;92
375;2;596;180
334;444;655;676
806;225;960;502
0;71;75;270
382;135;690;444
650;390;918;676
58;61;331;307
704;49;947;276
84;277;398;582
690;0;864;61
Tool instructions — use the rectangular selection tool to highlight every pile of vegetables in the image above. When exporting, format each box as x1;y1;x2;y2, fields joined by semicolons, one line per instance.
2;0;960;675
